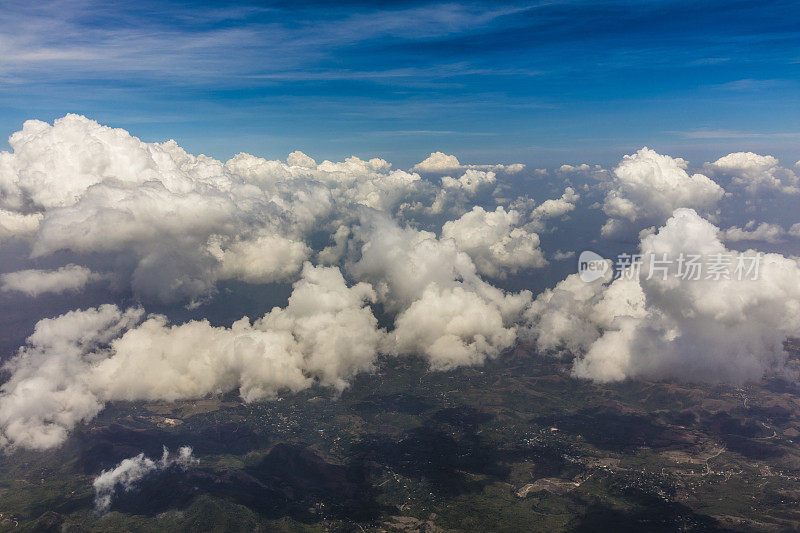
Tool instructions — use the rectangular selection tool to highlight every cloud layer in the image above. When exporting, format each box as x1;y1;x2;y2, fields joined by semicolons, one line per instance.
0;264;384;449
0;115;799;451
527;209;800;383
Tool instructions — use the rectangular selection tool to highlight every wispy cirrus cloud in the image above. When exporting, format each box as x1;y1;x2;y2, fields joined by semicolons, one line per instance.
673;129;800;140
0;1;528;84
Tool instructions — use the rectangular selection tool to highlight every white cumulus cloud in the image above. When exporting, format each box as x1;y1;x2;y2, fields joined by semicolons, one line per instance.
1;264;102;297
0;264;384;449
93;446;197;514
531;187;580;220
0;115;436;303
721;221;786;243
601;148;724;237
412;151;524;174
3;114;800;456
441;205;546;277
526;208;800;384
390;285;517;370
710;152;800;195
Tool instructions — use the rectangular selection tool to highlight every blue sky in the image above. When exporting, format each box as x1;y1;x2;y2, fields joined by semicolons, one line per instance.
2;0;799;167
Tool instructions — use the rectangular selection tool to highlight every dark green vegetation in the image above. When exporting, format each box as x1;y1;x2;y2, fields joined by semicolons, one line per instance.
3;342;800;532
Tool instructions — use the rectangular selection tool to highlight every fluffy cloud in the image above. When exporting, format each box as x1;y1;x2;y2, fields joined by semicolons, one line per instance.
390;285;517;370
441;206;546;277
558;163;591;173
524;268;646;356
721;221;786;243
554;163;610;182
601;148;724;236
95;263;383;399
441;169;496;195
0;304;144;450
4;114;800;455
0;116;534;304
348;214;472;310
0;264;384;449
348;212;530;317
0;115;435;303
0;235;534;449
0;116;295;301
0;116;545;451
94;446;197;513
0;209;41;242
526;208;800;384
427;169;500;215
0;264;102;297
710;152;800;195
413;152;462;173
207;231;310;284
348;213;531;367
531;187;580;220
412;152;524;174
